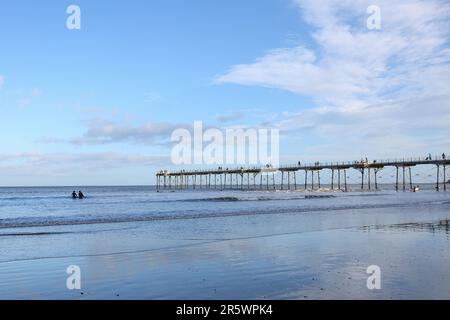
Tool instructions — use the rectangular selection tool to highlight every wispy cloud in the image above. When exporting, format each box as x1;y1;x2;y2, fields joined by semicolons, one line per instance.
0;152;169;175
17;87;43;108
216;111;245;123
216;0;450;156
66;119;188;146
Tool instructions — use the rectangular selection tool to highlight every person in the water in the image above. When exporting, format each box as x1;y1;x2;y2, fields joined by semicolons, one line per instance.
72;191;77;199
78;190;85;199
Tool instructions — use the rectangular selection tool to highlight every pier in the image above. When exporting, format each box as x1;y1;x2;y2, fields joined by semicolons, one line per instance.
156;156;450;192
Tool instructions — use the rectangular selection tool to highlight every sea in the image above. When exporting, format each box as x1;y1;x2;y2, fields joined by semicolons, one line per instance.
0;185;449;299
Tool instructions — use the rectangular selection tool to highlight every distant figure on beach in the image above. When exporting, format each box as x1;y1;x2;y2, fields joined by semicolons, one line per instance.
72;191;77;199
78;190;85;199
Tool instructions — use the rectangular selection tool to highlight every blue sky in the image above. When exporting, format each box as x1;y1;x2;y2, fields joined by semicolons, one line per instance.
1;0;450;186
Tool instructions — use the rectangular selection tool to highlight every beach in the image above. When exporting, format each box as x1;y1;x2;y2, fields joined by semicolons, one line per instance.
0;186;450;299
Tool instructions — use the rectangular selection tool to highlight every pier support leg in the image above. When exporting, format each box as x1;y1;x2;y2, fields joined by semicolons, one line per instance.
395;166;399;191
288;172;291;190
444;165;447;191
437;165;440;191
368;168;371;191
360;169;364;190
281;171;284;190
272;173;276;190
294;171;297;190
311;171;314;190
318;171;321;189
374;170;378;190
338;170;341;190
305;170;308;190
409;167;413;191
331;169;334;190
260;174;263;190
344;170;348;192
403;166;406;191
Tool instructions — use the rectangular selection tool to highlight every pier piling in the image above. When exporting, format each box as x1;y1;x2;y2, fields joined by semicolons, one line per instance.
156;156;450;192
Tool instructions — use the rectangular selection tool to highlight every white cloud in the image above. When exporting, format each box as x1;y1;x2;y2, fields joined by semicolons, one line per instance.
216;0;450;156
0;152;169;174
67;119;186;145
0;152;171;185
216;111;245;123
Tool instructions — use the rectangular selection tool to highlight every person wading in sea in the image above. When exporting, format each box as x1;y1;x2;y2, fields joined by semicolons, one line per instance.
78;190;85;199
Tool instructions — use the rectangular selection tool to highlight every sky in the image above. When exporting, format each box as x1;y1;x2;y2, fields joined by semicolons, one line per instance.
1;0;450;186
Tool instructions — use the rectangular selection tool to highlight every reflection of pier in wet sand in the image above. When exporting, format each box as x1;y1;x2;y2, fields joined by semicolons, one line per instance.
156;156;450;192
362;219;450;234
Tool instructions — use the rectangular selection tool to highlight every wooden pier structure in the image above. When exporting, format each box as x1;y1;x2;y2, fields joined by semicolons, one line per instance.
156;156;450;192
